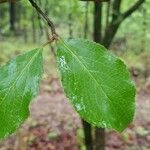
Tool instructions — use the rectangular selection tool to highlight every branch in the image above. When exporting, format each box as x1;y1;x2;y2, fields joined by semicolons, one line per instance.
28;0;56;35
112;0;122;20
122;0;145;20
105;1;110;28
103;0;145;48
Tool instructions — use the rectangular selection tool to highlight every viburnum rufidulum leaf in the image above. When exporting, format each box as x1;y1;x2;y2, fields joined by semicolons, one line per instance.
0;48;43;139
56;38;136;132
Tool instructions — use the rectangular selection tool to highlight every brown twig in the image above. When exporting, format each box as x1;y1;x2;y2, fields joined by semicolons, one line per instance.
42;34;58;47
28;0;57;37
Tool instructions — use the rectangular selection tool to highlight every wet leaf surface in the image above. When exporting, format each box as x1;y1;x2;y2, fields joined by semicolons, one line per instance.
0;48;43;139
57;38;136;132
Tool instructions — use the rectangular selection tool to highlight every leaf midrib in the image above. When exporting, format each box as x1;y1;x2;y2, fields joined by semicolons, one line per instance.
60;41;102;88
60;40;117;110
0;49;41;106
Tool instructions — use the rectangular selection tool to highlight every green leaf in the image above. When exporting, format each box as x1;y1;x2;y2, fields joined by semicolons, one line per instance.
56;38;136;132
0;48;43;139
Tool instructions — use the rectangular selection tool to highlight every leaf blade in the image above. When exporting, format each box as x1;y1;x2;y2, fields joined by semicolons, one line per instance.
0;48;43;139
56;38;135;132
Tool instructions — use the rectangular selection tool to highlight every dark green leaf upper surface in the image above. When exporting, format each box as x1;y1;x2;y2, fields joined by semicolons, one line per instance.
0;48;43;139
56;38;136;132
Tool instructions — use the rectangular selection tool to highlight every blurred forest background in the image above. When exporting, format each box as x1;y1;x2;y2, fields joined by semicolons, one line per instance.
0;0;150;150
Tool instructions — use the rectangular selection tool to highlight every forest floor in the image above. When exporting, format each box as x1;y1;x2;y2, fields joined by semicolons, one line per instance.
0;75;150;150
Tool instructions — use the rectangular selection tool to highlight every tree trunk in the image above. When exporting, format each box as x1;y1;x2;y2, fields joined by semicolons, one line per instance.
84;1;89;38
68;12;73;39
31;13;36;43
22;7;28;43
82;2;93;150
94;1;102;42
141;5;146;52
82;120;93;150
93;2;105;150
16;3;22;31
103;21;120;48
68;1;73;39
9;2;16;31
105;1;110;31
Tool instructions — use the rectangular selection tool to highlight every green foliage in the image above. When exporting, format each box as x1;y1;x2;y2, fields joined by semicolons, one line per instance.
0;37;136;140
56;38;136;132
0;48;43;139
